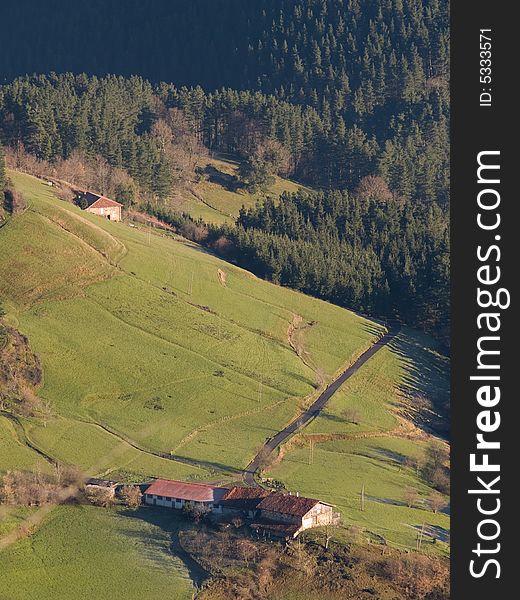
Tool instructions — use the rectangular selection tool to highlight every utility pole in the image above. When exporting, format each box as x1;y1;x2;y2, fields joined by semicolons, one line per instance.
416;522;426;552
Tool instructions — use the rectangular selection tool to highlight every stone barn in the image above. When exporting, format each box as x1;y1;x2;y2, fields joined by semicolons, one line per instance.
81;192;123;221
84;478;118;503
252;492;340;539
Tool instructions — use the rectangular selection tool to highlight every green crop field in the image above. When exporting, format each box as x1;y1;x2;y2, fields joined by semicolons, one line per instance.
0;505;197;600
0;170;380;481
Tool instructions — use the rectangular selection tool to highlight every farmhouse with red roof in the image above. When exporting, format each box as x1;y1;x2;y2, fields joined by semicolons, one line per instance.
220;486;270;519
143;480;339;538
144;479;229;514
81;191;123;221
252;492;340;539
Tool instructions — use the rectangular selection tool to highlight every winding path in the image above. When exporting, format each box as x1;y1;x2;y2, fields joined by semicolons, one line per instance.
2;320;399;487
243;323;400;486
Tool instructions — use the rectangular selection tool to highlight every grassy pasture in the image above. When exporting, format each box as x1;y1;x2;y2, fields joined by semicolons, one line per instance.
0;417;51;475
267;327;450;553
0;170;449;593
0;505;196;600
268;436;449;554
25;417;210;482
171;156;307;224
0;171;379;480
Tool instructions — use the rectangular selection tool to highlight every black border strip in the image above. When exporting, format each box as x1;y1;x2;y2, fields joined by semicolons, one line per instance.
451;2;514;597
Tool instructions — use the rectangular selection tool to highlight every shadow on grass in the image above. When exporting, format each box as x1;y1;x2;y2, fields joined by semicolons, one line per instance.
411;523;450;543
316;411;348;424
388;330;450;439
118;507;210;588
370;446;409;466
366;494;408;508
202;164;237;191
360;320;387;339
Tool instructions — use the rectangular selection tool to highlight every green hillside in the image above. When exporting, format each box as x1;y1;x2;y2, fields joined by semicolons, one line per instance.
0;171;449;597
269;436;450;552
172;156;307;224
266;327;450;552
0;171;380;481
0;505;197;600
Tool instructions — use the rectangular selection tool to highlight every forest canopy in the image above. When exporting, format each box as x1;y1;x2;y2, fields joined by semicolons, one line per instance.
0;0;449;342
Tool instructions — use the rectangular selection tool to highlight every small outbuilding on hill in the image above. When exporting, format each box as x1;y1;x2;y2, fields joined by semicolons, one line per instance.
79;191;123;221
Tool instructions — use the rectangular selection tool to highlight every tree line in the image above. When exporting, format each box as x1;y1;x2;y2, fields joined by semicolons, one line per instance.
153;187;449;343
0;71;449;341
0;67;447;201
0;0;449;341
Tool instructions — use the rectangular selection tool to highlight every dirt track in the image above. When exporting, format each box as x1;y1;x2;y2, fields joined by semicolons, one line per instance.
243;323;400;486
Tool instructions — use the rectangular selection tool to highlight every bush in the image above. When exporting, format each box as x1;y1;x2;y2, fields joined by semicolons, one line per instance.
86;486;115;508
372;553;449;599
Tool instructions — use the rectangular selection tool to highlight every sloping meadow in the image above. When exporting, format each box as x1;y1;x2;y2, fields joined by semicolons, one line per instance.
0;172;380;479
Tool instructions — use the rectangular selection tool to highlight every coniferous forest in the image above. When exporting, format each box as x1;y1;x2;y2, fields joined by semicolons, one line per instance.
0;0;449;342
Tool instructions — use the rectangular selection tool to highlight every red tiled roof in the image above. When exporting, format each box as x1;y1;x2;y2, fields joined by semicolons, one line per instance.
257;493;320;517
221;487;270;502
145;479;229;503
221;486;271;510
87;196;123;209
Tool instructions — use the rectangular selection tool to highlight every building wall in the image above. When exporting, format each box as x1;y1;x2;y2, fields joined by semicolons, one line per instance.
143;493;331;527
87;206;121;221
260;504;335;531
301;503;336;530
144;493;222;514
259;509;301;525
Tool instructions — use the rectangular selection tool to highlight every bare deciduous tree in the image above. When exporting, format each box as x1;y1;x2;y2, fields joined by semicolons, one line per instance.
427;492;446;514
402;486;420;508
0;469;79;507
57;150;92;186
288;541;317;576
86;486;115;508
120;485;142;509
3;187;26;214
355;175;395;202
91;155;112;195
341;407;361;424
237;539;259;566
